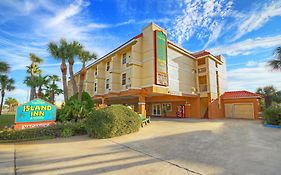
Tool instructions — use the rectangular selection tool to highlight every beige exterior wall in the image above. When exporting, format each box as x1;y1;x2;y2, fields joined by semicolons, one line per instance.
168;47;197;95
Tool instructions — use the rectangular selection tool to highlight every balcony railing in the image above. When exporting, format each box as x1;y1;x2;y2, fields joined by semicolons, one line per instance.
198;67;206;74
199;84;208;92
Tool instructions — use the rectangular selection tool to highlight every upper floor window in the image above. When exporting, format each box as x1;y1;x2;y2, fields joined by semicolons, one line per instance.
106;79;110;89
122;53;127;64
122;73;126;85
106;61;111;71
94;83;97;92
94;68;98;76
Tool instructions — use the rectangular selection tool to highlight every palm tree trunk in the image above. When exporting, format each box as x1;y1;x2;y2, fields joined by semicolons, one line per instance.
69;58;78;94
61;59;68;102
78;66;86;101
38;86;42;98
30;63;36;100
51;92;55;104
0;90;5;115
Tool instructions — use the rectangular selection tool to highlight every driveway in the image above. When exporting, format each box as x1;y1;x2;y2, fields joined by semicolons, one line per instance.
1;118;281;175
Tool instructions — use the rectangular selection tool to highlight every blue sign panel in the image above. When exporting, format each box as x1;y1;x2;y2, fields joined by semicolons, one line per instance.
15;99;56;123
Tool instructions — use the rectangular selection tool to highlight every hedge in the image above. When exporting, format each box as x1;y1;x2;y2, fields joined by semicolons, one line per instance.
85;105;141;138
263;106;281;126
0;122;87;142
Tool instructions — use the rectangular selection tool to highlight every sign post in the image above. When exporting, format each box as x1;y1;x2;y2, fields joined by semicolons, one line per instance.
15;98;56;130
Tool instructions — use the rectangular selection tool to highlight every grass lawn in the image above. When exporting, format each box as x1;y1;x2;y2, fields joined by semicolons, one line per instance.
0;114;14;129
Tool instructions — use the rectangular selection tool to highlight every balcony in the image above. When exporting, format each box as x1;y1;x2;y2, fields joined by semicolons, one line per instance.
199;84;208;92
198;67;206;74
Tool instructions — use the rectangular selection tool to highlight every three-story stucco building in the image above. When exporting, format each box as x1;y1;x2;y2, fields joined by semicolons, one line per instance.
69;23;259;119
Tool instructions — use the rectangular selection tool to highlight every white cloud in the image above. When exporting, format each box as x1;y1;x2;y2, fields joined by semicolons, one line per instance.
246;61;259;67
228;61;281;91
169;0;233;45
209;34;281;56
232;0;281;41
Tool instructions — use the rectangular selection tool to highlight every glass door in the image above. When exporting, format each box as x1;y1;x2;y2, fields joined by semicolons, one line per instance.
152;104;161;116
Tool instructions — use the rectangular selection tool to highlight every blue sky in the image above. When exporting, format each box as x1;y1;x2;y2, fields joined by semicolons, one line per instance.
0;0;281;104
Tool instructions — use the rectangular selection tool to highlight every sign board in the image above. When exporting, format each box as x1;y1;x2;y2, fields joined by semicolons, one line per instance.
155;30;168;86
15;98;56;130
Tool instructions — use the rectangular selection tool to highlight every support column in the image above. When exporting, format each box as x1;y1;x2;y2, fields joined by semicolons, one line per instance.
138;95;146;117
100;97;108;108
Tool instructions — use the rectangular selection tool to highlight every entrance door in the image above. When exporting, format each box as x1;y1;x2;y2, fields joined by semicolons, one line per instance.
152;104;161;116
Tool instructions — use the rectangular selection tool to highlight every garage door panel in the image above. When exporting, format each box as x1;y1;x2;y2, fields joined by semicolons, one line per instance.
233;104;254;119
225;103;254;119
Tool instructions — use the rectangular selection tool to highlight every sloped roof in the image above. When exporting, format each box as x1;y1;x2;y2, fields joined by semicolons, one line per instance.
223;91;261;99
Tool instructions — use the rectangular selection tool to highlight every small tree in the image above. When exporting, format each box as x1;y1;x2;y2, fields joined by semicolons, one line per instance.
4;97;18;112
0;75;15;115
256;86;278;108
78;50;97;101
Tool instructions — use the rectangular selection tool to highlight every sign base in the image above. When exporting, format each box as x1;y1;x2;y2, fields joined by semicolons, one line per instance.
14;121;56;130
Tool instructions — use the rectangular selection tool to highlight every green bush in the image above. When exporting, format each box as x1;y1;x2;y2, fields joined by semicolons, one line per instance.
58;92;95;122
69;91;95;109
263;105;281;125
0;122;87;142
85;105;141;138
61;121;87;137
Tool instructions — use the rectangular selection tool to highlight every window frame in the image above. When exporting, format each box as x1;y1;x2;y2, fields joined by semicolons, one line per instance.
106;61;110;71
94;82;97;92
106;79;110;89
122;53;127;64
122;73;126;85
162;103;172;112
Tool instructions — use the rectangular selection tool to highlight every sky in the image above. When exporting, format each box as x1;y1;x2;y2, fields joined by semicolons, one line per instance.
0;0;281;104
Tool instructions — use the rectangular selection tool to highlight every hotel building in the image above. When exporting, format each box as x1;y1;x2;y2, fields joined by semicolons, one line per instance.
69;23;260;119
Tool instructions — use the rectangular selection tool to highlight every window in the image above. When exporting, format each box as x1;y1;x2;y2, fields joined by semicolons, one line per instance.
106;61;110;71
106;79;110;89
94;68;98;76
162;103;172;112
122;73;126;85
94;83;97;92
122;53;127;64
152;104;161;116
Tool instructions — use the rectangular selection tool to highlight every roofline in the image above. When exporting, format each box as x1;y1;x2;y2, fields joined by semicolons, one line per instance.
167;40;195;59
74;34;142;76
196;54;223;64
223;96;261;99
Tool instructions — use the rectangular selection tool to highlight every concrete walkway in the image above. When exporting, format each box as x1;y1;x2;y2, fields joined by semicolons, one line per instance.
1;118;281;175
0;144;15;175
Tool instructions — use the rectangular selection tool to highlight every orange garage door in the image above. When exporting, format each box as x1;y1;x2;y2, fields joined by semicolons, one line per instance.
225;103;254;119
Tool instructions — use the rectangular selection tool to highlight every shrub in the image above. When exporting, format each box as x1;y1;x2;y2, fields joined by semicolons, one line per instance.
69;91;95;109
61;121;87;137
58;92;95;122
0;121;87;142
263;105;281;125
85;105;141;138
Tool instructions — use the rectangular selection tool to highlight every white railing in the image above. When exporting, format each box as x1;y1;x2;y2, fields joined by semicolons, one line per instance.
199;84;208;92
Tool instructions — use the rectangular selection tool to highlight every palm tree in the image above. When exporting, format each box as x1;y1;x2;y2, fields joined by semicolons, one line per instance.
26;64;41;99
268;46;281;70
256;86;277;108
67;41;83;94
4;97;18;112
28;53;44;100
78;50;97;101
44;75;63;104
35;74;49;99
0;75;15;115
0;61;10;73
47;38;69;102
